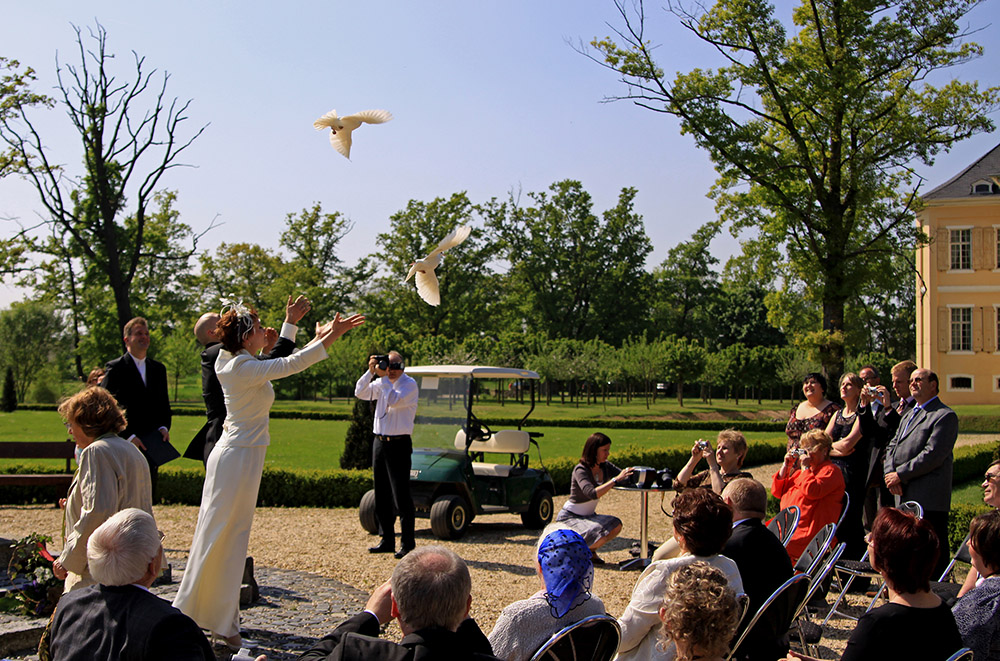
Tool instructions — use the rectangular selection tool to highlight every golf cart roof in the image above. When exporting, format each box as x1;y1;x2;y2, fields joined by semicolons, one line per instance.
406;365;540;379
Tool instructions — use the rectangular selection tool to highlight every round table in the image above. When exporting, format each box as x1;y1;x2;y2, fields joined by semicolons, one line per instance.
613;484;672;570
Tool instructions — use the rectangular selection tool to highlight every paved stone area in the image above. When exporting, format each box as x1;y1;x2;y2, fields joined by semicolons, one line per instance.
0;559;368;660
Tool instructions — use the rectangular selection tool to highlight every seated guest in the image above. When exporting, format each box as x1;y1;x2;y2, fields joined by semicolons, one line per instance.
658;562;740;661
653;430;753;561
617;489;743;661
674;429;753;495
785;507;962;661
771;428;845;562
49;508;213;661
953;510;1000;661
489;526;606;661
555;432;634;564
720;478;794;661
299;546;500;660
958;459;1000;598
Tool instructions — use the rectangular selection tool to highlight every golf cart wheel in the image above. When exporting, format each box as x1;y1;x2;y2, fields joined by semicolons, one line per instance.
521;489;554;529
359;489;378;534
430;495;471;540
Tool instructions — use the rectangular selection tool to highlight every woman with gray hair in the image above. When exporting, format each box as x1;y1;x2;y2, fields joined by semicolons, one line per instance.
489;526;606;660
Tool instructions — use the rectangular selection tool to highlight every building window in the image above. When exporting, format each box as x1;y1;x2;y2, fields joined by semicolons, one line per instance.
951;307;972;351
949;376;973;391
950;229;972;270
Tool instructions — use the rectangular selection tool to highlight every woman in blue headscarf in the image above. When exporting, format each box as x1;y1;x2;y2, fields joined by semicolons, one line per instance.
488;526;607;661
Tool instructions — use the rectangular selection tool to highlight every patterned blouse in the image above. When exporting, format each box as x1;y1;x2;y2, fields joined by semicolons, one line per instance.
785;400;840;448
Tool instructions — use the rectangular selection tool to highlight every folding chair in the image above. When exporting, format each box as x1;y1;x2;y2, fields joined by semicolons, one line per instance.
529;614;621;661
793;523;838;578
766;506;801;547
930;531;973;604
833;492;850;537
734;593;751;631
791;543;846;657
944;648;974;661
822;501;923;625
726;573;809;661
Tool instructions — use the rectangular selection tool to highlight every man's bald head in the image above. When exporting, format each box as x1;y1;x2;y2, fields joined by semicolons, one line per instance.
194;313;221;346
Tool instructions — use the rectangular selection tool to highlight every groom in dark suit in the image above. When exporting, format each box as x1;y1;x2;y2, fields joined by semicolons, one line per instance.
184;295;311;466
101;317;172;500
883;368;959;576
721;478;794;661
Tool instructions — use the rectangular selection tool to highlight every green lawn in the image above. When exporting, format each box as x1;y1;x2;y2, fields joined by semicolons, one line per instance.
0;409;788;472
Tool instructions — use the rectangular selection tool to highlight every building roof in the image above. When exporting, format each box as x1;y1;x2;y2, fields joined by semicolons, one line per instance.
922;142;1000;201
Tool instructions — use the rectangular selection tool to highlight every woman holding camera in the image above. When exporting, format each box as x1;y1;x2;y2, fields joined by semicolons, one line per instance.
771;428;845;562
173;302;363;650
555;432;633;564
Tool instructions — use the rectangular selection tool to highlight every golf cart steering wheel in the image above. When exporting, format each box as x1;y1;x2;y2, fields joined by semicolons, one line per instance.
465;412;493;443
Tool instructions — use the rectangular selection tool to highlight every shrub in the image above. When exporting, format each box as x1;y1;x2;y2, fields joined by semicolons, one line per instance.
340;398;375;470
1;367;16;412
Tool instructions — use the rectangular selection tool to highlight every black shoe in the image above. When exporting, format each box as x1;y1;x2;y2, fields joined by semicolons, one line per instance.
369;541;394;554
394;545;415;559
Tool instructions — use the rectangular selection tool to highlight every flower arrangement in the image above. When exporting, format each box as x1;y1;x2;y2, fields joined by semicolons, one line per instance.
0;533;62;617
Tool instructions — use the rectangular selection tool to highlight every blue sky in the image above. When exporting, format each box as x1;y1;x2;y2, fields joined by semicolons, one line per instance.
2;1;998;307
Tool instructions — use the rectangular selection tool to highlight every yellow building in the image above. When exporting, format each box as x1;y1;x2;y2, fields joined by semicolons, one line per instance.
916;143;1000;404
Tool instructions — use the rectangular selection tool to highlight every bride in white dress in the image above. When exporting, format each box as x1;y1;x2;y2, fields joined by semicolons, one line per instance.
172;301;364;649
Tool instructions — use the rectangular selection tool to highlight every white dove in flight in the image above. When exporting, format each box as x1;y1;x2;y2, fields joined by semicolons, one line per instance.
403;225;472;306
313;109;392;159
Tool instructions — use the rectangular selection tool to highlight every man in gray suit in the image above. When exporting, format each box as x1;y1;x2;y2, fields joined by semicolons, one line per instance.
883;368;958;576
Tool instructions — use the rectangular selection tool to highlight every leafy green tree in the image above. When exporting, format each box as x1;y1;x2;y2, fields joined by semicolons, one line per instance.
485;180;652;344
278;203;368;319
590;0;999;374
0;24;210;334
158;330;198;401
651;223;721;341
708;284;786;350
363;193;499;341
341;398;375;470
197;242;285;322
0;301;67;403
659;336;707;407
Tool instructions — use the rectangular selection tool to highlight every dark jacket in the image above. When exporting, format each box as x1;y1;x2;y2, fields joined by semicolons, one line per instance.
50;584;213;661
723;518;795;661
101;352;171;441
299;612;501;661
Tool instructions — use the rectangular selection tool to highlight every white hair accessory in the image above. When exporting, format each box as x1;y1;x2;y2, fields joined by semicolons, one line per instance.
220;297;256;341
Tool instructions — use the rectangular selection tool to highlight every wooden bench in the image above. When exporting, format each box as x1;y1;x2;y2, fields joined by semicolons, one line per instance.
0;441;76;500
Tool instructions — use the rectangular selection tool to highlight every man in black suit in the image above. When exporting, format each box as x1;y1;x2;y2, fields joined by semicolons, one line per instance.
299;546;500;661
858;359;917;530
50;508;213;661
884;368;959;577
183;295;311;466
721;478;794;661
100;317;172;500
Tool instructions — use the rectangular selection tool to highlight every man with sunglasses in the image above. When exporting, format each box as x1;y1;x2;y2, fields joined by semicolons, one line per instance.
356;351;419;559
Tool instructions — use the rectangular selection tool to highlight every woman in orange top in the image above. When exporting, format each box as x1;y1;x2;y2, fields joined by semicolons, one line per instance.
771;428;845;562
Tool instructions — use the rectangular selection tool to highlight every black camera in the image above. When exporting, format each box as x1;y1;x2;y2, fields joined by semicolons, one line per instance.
627;466;676;489
375;355;390;370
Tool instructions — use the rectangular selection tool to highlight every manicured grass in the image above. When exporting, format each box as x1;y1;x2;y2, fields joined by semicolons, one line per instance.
952;480;988;507
0;409;787;472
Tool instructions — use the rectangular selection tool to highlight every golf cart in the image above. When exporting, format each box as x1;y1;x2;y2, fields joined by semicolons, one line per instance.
358;365;554;540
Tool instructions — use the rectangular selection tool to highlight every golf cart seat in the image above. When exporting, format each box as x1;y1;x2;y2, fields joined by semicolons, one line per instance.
455;429;530;477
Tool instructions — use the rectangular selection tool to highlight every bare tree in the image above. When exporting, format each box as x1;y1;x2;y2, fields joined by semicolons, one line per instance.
0;22;212;334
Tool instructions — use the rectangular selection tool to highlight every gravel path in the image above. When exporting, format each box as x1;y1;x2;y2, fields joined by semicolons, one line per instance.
1;432;991;658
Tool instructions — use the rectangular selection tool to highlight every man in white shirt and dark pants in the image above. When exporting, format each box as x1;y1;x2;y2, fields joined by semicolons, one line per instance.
356;351;419;559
